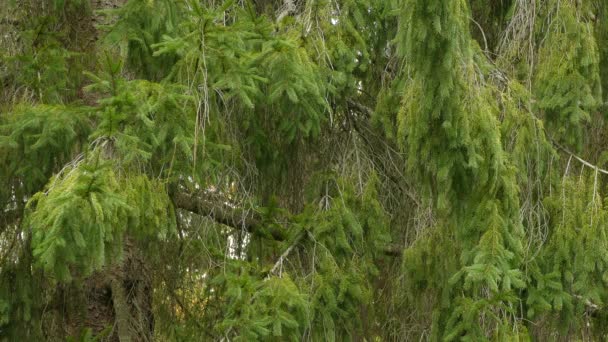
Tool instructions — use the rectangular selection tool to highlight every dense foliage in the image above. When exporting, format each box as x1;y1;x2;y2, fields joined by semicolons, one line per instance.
1;0;608;340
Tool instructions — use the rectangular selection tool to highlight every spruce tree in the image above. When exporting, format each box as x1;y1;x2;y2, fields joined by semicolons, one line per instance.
1;0;608;340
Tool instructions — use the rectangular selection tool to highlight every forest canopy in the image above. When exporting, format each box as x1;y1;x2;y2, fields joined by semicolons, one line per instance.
1;0;608;340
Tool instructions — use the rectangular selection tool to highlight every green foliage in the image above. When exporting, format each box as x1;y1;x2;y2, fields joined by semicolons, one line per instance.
84;60;197;174
25;152;176;282
397;0;527;338
0;249;44;341
102;0;181;80
534;0;602;150
3;45;79;103
150;1;328;174
213;268;309;341
298;177;390;340
0;0;91;103
499;80;554;187
372;76;406;143
123;175;176;240
3;0;608;340
398;0;504;215
203;177;389;340
0;105;91;200
527;175;608;335
597;1;608;106
255;34;328;142
27;158;131;281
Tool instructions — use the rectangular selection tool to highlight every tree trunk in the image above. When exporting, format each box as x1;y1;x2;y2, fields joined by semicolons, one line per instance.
59;238;153;341
60;3;149;339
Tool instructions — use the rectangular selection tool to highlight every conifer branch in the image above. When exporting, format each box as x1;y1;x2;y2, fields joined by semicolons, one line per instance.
173;192;403;256
172;192;286;241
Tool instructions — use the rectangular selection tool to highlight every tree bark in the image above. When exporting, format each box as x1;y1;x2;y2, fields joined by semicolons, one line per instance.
58;238;153;341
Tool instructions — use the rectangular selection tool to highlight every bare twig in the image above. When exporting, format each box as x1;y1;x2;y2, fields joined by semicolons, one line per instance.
266;231;305;279
553;141;608;175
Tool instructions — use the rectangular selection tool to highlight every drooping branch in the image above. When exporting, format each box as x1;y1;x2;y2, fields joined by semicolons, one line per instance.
172;192;286;241
172;191;403;256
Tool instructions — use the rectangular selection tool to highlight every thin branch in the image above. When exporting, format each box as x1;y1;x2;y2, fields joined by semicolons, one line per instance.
552;141;608;175
173;191;403;257
266;231;305;279
172;191;286;241
346;100;421;207
469;16;489;55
